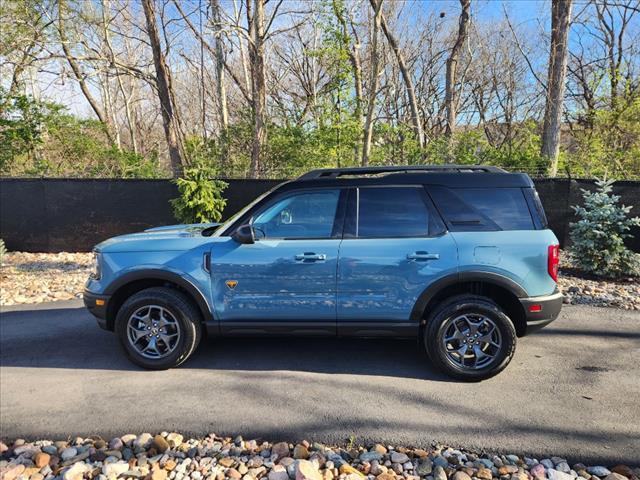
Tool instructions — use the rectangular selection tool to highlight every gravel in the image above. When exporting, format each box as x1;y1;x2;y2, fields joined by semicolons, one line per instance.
557;257;640;311
0;251;638;310
0;252;92;305
0;434;638;480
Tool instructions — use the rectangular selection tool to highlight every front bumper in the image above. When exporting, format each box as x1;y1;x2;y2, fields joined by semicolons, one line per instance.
83;290;111;330
519;290;564;335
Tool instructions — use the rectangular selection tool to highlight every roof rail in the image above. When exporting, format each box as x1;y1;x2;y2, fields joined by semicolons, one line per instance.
296;164;507;180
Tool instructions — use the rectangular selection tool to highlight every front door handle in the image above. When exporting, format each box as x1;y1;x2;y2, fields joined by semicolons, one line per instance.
407;251;439;261
295;252;327;262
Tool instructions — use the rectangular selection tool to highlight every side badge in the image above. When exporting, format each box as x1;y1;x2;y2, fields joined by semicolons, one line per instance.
225;280;238;290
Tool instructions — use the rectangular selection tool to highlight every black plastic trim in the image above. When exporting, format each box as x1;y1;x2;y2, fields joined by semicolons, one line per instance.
297;165;508;179
219;321;336;336
410;271;529;323
337;322;418;337
103;269;214;323
520;291;563;334
83;290;111;330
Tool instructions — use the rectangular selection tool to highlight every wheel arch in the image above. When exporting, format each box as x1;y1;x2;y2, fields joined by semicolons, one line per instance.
103;269;213;331
412;272;528;337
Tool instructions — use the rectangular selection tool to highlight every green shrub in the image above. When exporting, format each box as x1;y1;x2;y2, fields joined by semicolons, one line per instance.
170;159;228;224
569;178;640;278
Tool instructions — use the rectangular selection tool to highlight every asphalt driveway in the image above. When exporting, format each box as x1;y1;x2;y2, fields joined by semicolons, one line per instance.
1;301;639;465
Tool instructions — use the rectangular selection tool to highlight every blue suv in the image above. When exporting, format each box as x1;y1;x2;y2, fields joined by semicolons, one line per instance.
84;165;562;380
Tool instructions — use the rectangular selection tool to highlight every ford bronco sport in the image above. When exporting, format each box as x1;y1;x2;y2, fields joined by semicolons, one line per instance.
85;165;562;380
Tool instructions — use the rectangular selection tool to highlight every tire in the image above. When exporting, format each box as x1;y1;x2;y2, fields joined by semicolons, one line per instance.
424;294;516;381
115;287;202;370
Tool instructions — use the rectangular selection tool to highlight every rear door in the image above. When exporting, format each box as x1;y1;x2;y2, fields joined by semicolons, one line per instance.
336;186;458;336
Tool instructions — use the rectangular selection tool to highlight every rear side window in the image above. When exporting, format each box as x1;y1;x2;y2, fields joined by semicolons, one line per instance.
523;188;549;229
429;187;534;231
354;187;444;238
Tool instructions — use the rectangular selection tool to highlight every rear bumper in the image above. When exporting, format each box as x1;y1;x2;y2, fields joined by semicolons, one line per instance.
519;291;564;335
83;290;111;331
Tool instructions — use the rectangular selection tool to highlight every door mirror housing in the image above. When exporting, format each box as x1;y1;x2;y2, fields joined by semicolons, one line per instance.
232;224;255;244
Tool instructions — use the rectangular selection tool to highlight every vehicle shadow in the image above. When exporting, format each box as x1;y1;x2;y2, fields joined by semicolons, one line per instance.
538;327;640;339
0;305;453;381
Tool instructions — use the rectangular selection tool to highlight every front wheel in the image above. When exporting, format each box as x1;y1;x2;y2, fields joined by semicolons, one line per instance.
424;295;516;381
115;287;202;370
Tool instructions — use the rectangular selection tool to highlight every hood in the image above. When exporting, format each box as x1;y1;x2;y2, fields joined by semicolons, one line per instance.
144;222;220;233
95;223;222;253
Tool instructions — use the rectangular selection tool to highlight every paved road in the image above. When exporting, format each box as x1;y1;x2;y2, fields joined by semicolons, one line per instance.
1;301;639;464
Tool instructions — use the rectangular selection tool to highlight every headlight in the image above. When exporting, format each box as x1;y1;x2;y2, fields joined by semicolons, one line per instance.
90;252;102;280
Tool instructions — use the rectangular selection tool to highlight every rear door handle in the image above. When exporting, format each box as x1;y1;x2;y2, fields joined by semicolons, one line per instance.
295;252;327;262
407;251;439;261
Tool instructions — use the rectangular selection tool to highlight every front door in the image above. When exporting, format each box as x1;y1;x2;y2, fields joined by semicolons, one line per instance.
211;188;345;335
337;186;458;336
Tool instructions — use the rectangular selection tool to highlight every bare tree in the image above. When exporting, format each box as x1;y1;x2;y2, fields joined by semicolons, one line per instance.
333;0;364;162
211;0;229;135
373;0;425;148
593;0;638;110
247;0;267;178
58;0;116;145
541;0;573;176
141;0;184;177
444;0;471;137
101;0;138;153
362;0;383;166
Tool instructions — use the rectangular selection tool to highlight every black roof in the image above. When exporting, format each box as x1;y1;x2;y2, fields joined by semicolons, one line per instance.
286;165;534;189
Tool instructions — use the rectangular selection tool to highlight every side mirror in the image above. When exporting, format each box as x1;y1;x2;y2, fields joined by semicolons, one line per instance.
232;224;255;244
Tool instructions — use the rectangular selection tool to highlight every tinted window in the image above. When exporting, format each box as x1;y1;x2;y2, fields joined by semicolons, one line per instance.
430;187;534;231
252;190;340;239
357;187;433;238
523;188;548;228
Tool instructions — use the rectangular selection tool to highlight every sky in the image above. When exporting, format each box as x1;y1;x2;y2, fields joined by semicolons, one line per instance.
23;0;569;118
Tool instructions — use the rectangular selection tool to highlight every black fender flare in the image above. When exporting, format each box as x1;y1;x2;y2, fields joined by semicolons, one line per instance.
104;269;213;323
409;271;528;323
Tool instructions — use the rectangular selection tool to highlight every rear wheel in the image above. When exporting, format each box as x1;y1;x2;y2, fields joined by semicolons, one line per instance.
424;295;516;381
115;287;202;370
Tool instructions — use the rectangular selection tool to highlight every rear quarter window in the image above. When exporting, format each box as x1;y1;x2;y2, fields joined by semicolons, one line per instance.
429;186;535;231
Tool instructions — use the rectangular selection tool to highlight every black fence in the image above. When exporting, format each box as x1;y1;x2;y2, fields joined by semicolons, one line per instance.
0;177;638;252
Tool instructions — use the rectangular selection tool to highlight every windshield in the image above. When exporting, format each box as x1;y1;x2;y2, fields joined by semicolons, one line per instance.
212;183;286;237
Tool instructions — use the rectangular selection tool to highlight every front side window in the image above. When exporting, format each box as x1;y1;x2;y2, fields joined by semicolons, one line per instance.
252;189;341;239
356;187;436;238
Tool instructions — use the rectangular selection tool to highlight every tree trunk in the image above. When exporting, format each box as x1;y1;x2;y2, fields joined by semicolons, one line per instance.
444;0;471;138
141;0;184;178
333;0;363;163
362;0;383;166
58;0;115;145
247;0;267;179
541;0;572;177
101;72;122;149
374;0;424;149
233;0;252;97
211;0;229;164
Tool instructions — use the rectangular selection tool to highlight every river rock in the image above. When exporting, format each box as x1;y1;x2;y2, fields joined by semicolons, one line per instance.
34;453;50;469
272;443;289;461
391;453;410;464
296;460;322;480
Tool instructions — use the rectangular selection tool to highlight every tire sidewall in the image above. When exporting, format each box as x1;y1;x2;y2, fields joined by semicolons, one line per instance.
115;293;196;370
426;298;516;381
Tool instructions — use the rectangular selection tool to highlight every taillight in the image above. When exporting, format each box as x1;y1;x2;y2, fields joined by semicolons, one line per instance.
548;244;560;282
